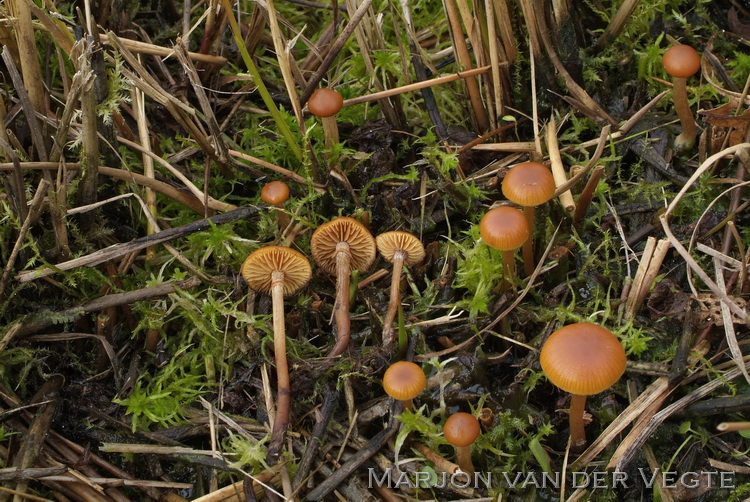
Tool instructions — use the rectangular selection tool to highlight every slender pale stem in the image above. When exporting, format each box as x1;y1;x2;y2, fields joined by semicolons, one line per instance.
322;116;339;149
672;76;697;151
328;243;352;357
522;206;535;277
569;394;588;452
268;270;290;463
455;445;475;475
382;251;406;353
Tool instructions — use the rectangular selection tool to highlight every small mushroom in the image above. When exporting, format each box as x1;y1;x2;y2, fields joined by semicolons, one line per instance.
311;217;376;356
241;246;312;462
261;180;291;231
662;44;701;151
308;88;344;149
502;161;556;276
479;206;530;289
376;231;425;354
443;412;481;475
382;360;426;410
540;322;627;451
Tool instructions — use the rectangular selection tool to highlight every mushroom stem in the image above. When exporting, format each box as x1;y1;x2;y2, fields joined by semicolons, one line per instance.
522;206;536;277
455;445;475;475
502;250;515;291
273;208;291;234
329;242;352;357
672;76;697;151
382;250;406;353
268;270;291;463
322;116;339;149
569;393;588;452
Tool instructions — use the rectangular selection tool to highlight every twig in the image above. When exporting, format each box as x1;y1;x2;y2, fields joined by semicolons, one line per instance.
573;165;604;223
547;117;576;212
293;385;339;489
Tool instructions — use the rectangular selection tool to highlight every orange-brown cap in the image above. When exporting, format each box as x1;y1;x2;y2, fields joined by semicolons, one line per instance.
502;162;556;207
308;88;344;118
540;322;627;396
444;412;481;447
479;206;530;251
376;231;426;267
311;217;376;275
662;45;701;79
261;181;290;206
241;246;312;295
383;361;426;401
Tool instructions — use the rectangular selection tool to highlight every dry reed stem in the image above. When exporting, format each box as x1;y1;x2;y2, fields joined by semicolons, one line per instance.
132;82;158;261
547;118;576;212
631;239;670;315
77;39;100;215
11;0;45;115
484;0;504;121
469;141;536;151
624;237;656;319
443;0;489;131
492;0;516;63
597;0;641;50
714;257;750;385
661;142;750;323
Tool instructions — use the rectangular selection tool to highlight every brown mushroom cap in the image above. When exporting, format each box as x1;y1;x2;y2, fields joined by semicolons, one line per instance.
241;246;312;295
311;217;376;275
662;45;701;79
502;162;556;207
376;231;426;267
540;322;627;396
479;206;530;251
308;88;344;118
261;181;290;206
443;412;481;447
383;361;426;401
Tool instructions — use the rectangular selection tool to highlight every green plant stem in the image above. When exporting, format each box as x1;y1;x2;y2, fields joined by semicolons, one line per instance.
569;394;587;452
220;0;302;160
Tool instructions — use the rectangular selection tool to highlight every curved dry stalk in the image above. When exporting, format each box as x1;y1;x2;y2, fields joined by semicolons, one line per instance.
329;243;352;357
382;250;406;353
268;270;291;462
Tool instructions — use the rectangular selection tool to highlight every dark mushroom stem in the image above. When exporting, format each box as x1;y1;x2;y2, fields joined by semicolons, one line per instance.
569;394;587;452
268;270;291;461
522;206;536;277
502;250;515;291
329;242;352;357
382;249;406;353
455;445;475;475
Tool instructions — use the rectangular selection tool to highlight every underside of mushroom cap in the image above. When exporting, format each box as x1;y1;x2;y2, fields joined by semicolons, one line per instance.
376;231;426;267
311;217;376;275
241;246;312;295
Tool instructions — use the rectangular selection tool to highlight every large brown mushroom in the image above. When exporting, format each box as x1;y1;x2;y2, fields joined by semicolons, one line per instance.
540;322;627;451
502;161;556;276
662;44;701;151
376;231;425;353
241;246;312;462
311;217;376;356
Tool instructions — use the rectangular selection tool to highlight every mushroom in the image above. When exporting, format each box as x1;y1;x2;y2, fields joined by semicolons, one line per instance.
662;44;701;151
502;161;556;276
375;231;426;353
241;246;312;461
479;206;530;289
261;180;291;232
443;412;481;475
382;360;426;410
540;322;627;451
311;217;376;356
308;88;344;149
